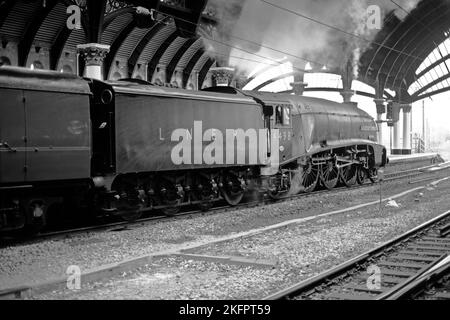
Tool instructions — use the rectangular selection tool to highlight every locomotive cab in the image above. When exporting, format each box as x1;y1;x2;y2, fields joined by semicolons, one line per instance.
273;104;293;163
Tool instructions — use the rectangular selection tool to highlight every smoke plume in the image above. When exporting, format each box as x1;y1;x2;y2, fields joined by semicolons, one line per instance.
203;0;421;78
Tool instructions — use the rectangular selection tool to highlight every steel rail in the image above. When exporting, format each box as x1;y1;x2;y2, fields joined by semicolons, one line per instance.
265;209;450;300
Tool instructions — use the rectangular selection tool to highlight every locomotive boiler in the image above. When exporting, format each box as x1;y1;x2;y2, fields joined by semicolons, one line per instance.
0;67;387;233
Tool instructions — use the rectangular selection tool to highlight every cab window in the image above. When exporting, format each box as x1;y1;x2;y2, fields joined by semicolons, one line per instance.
283;106;290;125
275;105;291;126
275;106;283;125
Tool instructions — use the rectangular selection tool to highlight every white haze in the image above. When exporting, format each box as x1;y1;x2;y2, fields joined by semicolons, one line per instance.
205;0;421;77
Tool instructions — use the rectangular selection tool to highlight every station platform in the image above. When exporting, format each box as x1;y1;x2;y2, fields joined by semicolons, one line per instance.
384;152;443;174
388;152;441;164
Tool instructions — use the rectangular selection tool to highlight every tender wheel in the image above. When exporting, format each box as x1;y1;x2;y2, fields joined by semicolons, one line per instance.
193;177;217;211
220;173;245;206
340;164;357;187
356;166;367;185
160;181;184;217
111;176;146;222
115;191;145;221
162;204;181;217
197;201;213;212
301;162;319;193
320;161;340;190
221;189;244;206
119;207;144;221
24;200;48;235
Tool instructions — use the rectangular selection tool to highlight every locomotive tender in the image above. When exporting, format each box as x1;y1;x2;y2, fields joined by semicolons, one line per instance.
0;67;387;232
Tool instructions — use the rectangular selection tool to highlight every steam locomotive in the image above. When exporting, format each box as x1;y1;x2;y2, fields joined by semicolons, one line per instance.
0;67;387;233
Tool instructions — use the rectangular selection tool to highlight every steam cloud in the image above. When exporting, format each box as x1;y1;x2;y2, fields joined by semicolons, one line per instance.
203;0;421;78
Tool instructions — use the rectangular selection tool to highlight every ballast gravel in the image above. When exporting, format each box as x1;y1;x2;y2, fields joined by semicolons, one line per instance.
1;170;450;299
34;177;450;299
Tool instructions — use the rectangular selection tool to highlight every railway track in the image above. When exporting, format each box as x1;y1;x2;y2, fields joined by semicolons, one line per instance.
2;162;449;246
376;255;450;300
265;209;450;300
1;164;449;300
398;256;450;300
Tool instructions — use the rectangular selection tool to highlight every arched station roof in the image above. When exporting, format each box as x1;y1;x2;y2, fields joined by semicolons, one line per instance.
360;0;450;103
1;0;450;100
0;0;217;88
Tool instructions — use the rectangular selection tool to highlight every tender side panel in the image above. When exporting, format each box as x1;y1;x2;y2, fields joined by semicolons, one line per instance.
114;93;264;173
24;91;91;181
0;88;26;183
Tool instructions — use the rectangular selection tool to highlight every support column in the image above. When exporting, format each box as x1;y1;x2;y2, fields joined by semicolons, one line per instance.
391;102;402;155
210;67;236;87
401;104;412;154
190;70;199;90
77;43;110;80
340;90;355;103
374;98;385;144
290;71;307;95
393;121;401;152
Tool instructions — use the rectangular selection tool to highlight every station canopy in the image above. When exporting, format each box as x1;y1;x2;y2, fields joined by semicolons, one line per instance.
0;0;450;102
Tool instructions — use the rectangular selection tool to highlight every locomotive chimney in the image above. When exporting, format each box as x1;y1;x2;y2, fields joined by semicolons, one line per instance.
290;71;308;95
347;102;358;108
